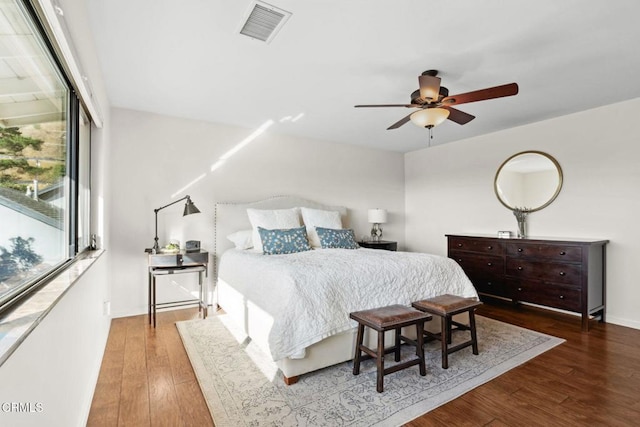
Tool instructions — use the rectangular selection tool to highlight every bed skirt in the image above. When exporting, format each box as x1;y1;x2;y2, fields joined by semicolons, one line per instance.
217;278;458;379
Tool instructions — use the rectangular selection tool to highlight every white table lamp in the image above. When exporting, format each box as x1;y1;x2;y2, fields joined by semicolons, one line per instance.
368;208;388;242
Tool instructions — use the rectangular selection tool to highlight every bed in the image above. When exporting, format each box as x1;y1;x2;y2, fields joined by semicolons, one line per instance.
214;196;478;384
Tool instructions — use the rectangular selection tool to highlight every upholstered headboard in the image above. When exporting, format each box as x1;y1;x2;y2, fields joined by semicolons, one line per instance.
213;196;349;278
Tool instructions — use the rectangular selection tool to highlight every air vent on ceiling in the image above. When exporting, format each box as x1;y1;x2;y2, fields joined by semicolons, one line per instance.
239;1;292;43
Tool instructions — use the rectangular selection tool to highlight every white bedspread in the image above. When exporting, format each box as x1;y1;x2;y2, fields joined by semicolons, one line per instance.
218;248;477;361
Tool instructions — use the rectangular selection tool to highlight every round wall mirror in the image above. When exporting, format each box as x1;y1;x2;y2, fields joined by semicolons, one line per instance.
494;151;563;212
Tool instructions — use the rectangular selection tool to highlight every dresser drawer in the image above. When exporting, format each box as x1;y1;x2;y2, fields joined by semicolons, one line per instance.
506;258;581;286
506;242;582;262
450;252;504;278
449;237;504;255
508;280;581;312
472;278;508;298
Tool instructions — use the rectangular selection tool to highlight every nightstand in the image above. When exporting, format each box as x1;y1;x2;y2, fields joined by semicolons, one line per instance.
359;240;398;251
147;250;208;327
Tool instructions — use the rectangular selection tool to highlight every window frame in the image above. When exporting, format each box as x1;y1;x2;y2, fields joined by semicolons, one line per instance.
0;0;92;316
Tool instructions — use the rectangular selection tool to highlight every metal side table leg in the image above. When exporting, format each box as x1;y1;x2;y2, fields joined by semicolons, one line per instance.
152;274;157;328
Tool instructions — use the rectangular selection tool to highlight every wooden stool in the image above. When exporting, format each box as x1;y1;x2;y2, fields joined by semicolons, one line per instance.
350;304;432;393
412;294;482;369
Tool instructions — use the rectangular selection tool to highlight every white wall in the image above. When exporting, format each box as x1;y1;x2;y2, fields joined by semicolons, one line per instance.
0;0;113;425
405;97;640;329
109;108;405;317
0;256;110;426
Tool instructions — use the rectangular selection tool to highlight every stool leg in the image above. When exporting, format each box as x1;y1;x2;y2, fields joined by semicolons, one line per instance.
353;324;365;375
416;321;426;376
446;315;452;344
469;309;479;355
377;331;385;393
394;327;401;362
441;316;449;369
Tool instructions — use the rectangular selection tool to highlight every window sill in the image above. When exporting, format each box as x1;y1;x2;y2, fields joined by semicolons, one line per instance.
0;249;105;367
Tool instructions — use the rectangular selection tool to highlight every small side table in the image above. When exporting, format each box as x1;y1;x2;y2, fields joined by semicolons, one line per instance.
148;250;209;327
359;240;398;251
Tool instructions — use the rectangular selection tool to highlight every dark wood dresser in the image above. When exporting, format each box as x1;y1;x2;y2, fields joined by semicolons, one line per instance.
447;234;608;331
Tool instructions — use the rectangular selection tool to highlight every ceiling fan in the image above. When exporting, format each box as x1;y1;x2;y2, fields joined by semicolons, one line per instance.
354;70;519;130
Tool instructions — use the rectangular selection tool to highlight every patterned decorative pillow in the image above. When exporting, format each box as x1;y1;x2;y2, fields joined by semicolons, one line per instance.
257;226;311;255
247;208;301;252
315;227;359;249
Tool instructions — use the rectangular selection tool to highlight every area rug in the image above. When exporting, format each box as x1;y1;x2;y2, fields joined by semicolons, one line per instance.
176;314;564;427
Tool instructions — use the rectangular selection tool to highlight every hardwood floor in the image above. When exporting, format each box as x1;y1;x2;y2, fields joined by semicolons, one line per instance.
87;308;213;427
88;301;640;426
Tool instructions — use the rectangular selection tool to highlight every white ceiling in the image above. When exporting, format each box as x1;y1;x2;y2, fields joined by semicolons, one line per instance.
85;0;640;153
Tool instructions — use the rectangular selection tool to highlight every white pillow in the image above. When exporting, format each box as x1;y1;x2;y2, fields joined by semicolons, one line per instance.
226;229;254;250
300;207;342;248
246;208;301;252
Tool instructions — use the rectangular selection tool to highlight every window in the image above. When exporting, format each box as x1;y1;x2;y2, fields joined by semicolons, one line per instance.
77;109;91;251
0;0;91;313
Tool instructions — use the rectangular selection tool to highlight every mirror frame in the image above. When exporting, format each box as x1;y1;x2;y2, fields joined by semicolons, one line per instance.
494;150;563;213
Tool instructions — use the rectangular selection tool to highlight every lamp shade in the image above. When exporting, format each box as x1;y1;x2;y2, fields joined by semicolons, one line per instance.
183;197;201;216
410;108;450;128
368;208;388;224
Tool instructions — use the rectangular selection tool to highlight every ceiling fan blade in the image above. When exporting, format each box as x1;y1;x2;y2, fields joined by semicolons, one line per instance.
445;107;475;125
443;83;519;106
418;75;441;103
387;113;413;130
355;104;419;108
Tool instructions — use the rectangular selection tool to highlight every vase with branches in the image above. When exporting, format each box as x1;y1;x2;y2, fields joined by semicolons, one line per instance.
513;208;529;238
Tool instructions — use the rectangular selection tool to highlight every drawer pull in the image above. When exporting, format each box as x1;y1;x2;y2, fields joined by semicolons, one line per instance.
559;271;566;276
517;266;523;271
457;243;463;247
487;262;492;266
559;295;564;299
487;245;493;250
518;287;522;291
559;251;566;256
517;248;523;252
457;259;462;262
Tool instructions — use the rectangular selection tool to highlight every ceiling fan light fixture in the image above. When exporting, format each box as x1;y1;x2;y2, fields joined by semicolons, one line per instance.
419;86;439;102
410;108;450;128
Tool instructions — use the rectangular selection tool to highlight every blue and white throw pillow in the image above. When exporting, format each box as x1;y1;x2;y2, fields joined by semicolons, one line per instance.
315;227;359;249
258;226;311;255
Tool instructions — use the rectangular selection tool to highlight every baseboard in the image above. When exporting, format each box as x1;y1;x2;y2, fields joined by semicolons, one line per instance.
606;315;640;330
81;319;112;425
110;306;147;318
